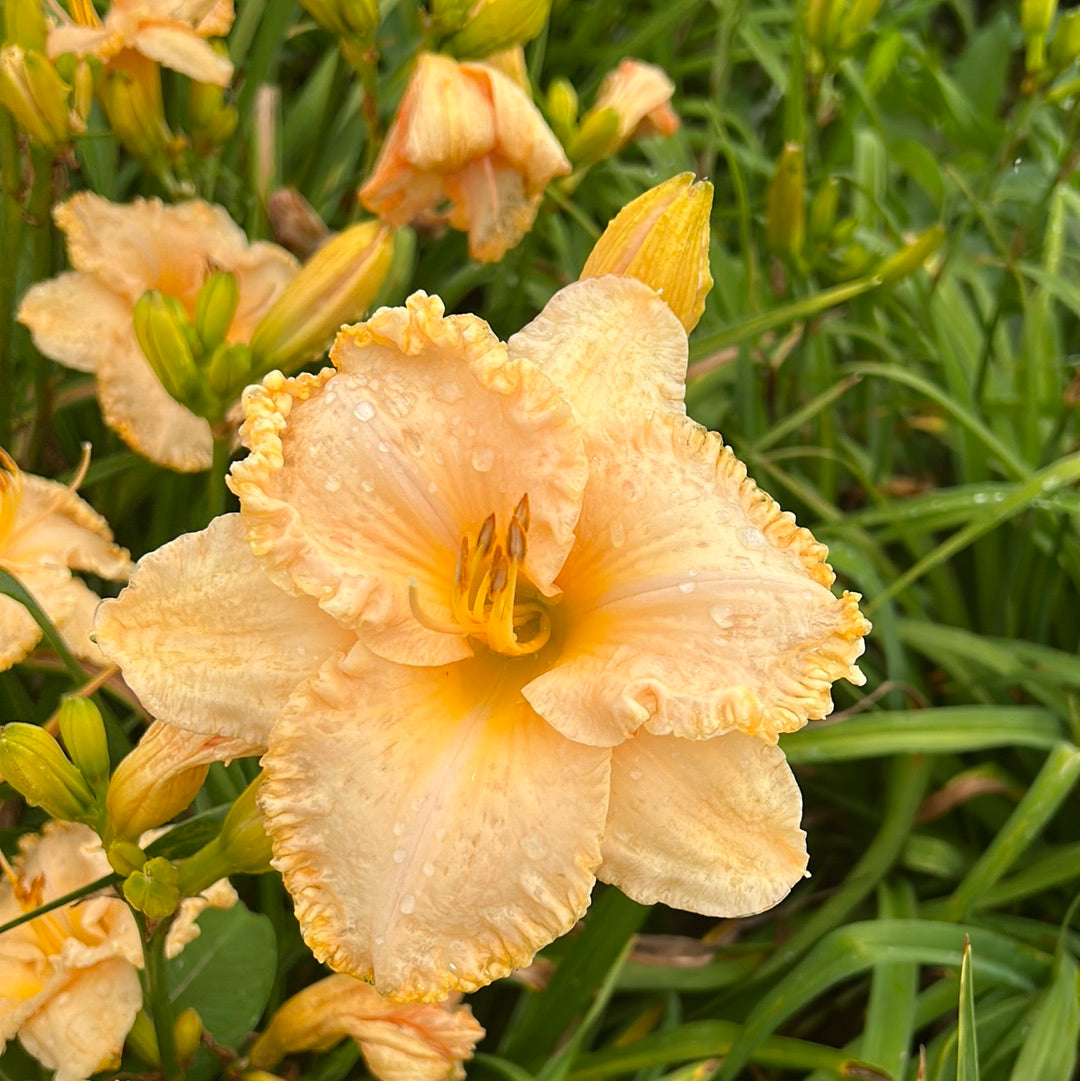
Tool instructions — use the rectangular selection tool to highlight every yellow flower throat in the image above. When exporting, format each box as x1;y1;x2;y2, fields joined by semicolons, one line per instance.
410;494;552;657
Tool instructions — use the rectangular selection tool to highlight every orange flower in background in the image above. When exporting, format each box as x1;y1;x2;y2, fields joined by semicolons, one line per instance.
0;821;234;1081
249;974;484;1080
0;449;131;671
586;58;679;151
359;52;570;262
96;275;869;1002
47;0;235;86
17;193;298;471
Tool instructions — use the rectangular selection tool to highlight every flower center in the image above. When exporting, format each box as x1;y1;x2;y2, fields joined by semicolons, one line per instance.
410;494;552;658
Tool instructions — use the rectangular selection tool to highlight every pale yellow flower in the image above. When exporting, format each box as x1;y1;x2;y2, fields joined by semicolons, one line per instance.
248;974;484;1080
585;58;679;151
359;51;570;262
47;0;235;87
0;821;234;1081
0;448;132;671
17;193;298;471
95;275;869;1001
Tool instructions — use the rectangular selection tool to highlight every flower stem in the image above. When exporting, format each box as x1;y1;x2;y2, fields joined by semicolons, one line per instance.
199;428;233;528
0;113;24;452
141;914;182;1081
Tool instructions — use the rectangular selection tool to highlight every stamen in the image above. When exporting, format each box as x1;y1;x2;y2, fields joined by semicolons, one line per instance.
507;517;527;562
513;493;531;532
409;578;468;636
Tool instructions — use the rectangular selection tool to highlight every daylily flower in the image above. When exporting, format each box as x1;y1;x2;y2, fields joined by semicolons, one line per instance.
248;974;484;1080
358;51;570;262
0;448;132;671
17;193;298;471
46;0;235;87
583;58;679;152
0;821;235;1081
95;275;869;1001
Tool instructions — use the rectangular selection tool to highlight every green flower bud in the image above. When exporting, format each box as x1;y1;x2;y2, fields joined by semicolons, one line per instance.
126;1010;161;1067
809;176;841;242
173;1008;203;1066
0;45;73;148
546;77;578;146
194;270;239;351
132;290;201;405
566;105;621;167
300;0;380;39
57;696;110;795
875;223;945;285
1049;10;1080;71
766;142;806;261
4;0;48;52
203;341;253;406
107;839;148;877
0;722;97;824
429;0;474;35
443;0;553;60
123;856;181;920
1022;0;1058;73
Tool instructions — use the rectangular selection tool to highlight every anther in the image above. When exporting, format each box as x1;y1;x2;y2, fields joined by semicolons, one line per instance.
476;513;496;555
507;518;527;562
513;493;530;531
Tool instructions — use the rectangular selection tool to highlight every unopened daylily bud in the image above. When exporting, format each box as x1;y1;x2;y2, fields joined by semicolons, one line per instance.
0;45;73;148
443;0;553;60
0;722;97;824
203;341;252;404
300;0;380;39
106;735;211;844
1022;0;1057;72
834;0;882;50
194;270;239;351
127;1010;161;1066
809;176;841;242
123;856;180;920
107;838;148;877
99;54;178;174
173;1007;203;1065
430;0;476;35
57;696;110;794
875;223;945;284
766;142;806;260
132;290;201;404
186;60;238;153
546;77;578;146
249;220;394;376
268;187;330;258
581;172;714;333
1049;10;1080;71
4;0;47;50
566;105;621;166
72;58;93;125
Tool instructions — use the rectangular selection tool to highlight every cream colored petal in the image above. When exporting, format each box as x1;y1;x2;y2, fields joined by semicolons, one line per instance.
18;957;142;1081
165;878;238;959
134;24;233;84
444;158;543;262
591;59;677;148
16;272;130;373
184;0;235;36
475;63;570;190
94;514;354;747
403;54;496;172
259;645;610;1001
95;340;213;472
230;293;587;665
525;413;869;746
0;591;46;670
46;25;122;62
598;731;807;916
249;974;483;1080
507;277;688;438
226;241;300;341
0;563;83;670
47;575;112;665
9;475;132;579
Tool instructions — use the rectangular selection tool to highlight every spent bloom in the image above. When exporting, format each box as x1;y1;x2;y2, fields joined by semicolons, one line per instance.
96;270;869;1001
0;821;234;1081
18;193;298;471
359;51;570;262
0;448;131;671
249;974;484;1080
46;0;235;86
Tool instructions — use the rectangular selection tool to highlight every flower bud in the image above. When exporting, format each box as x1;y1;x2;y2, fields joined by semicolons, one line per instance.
57;696;110;794
0;45;73;148
203;341;253;405
72;58;93;126
174;1007;203;1065
1049;10;1080;71
442;0;553;60
835;0;882;51
107;838;148;877
0;722;97;824
4;0;48;51
186;60;238;154
581;173;714;333
249;221;394;377
123;856;181;920
545;77;578;146
766;142;806;261
300;0;380;40
577;59;678;161
132;289;203;403
99;52;179;174
194;270;239;351
809;175;841;242
875;223;945;285
566;105;621;166
127;1010;160;1067
1022;0;1057;73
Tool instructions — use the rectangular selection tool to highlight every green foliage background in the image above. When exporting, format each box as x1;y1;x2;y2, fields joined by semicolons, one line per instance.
3;0;1080;1079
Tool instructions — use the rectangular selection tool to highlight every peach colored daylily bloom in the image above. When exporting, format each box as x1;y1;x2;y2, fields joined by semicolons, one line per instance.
0;449;131;671
96;275;869;1001
586;58;679;151
17;193;298;471
0;821;234;1081
47;0;235;87
249;974;484;1080
359;51;570;262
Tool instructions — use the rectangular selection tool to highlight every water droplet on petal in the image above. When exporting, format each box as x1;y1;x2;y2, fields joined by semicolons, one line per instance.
400;895;416;915
392;822;405;837
324;474;341;493
435;380;465;404
628;768;643;781
471;446;494;472
738;527;766;549
422;862;436;877
392;848;406;864
678;581;695;594
361;479;375;493
353;401;375;421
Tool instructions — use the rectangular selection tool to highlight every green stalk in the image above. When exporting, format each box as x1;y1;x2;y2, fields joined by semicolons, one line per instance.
199;429;233;528
0;111;24;451
141;915;181;1081
25;146;55;467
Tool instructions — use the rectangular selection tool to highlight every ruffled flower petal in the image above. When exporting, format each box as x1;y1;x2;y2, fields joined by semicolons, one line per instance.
259;645;610;1000
598;731;808;916
16;272;130;374
507;276;688;438
249;974;484;1081
230;292;587;665
525;413;869;746
94;514;355;747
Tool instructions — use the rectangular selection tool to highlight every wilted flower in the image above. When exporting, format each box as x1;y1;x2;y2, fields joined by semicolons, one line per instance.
47;0;235;87
358;51;570;262
96;275;869;1001
17;193;298;471
0;821;234;1081
249;975;484;1080
0;448;131;671
575;58;679;161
